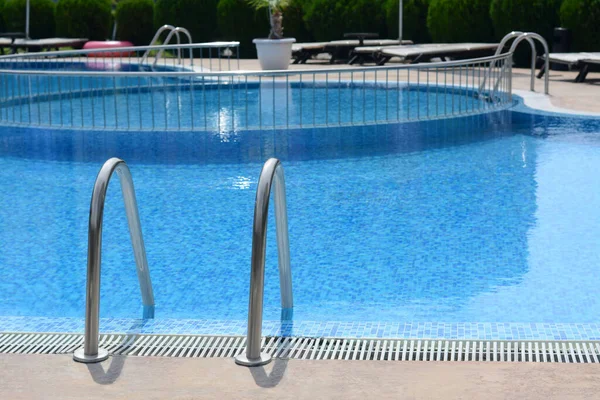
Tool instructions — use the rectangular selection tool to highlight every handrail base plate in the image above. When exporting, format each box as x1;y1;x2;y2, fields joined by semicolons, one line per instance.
234;352;271;367
73;348;109;364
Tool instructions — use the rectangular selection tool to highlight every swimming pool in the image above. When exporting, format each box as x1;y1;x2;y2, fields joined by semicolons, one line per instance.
1;53;599;342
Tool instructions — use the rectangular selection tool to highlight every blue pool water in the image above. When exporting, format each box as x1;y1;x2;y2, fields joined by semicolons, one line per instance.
2;104;600;340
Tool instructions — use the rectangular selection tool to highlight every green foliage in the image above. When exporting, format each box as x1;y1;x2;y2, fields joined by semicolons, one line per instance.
490;0;561;66
427;0;494;43
55;0;112;40
155;0;219;43
217;0;268;57
115;0;154;45
560;0;600;51
304;0;387;42
282;0;312;42
0;0;5;33
247;0;291;11
3;0;55;38
384;0;430;43
490;0;561;41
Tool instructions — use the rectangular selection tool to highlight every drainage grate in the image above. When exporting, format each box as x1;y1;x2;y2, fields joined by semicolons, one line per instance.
1;333;599;363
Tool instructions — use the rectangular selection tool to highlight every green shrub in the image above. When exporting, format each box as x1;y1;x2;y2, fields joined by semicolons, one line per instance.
427;0;494;43
304;0;387;42
3;0;55;39
560;0;600;51
55;0;112;40
115;0;154;45
155;0;219;43
490;0;561;41
217;0;310;57
284;0;312;42
490;0;561;66
0;0;6;33
217;0;268;57
384;0;430;43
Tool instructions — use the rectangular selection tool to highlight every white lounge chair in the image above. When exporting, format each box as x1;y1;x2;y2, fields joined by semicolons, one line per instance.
292;39;413;64
538;52;600;82
0;37;88;54
351;43;498;65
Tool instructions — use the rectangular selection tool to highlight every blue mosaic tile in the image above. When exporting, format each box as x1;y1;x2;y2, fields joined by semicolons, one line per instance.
2;317;600;341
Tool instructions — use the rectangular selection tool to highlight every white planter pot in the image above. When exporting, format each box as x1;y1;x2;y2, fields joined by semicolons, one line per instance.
253;38;296;71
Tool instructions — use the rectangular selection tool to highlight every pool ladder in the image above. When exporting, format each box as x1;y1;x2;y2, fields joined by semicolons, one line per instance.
478;31;550;99
73;158;154;363
141;25;194;67
235;158;293;367
73;158;293;366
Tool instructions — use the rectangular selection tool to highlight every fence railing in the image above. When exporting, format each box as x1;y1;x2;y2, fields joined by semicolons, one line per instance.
0;52;513;132
0;41;240;73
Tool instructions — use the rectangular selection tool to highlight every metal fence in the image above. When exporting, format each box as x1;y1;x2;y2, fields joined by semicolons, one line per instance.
0;48;513;132
0;42;241;72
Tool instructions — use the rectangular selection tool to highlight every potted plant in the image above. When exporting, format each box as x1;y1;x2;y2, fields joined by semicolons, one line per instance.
248;0;296;70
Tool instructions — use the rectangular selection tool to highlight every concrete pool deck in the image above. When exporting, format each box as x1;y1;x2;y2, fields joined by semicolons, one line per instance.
2;354;600;399
1;62;599;399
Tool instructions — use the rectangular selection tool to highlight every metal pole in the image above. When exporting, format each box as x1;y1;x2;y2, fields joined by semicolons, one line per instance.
73;158;154;363
235;159;293;367
398;0;403;42
25;0;30;39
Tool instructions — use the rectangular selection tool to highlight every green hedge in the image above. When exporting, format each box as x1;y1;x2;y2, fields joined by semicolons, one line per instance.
284;0;312;42
490;0;561;42
217;0;268;57
490;0;561;66
0;0;5;33
384;0;430;43
55;0;112;40
427;0;494;43
561;0;600;51
217;0;311;57
3;0;55;39
155;0;219;43
116;0;155;45
304;0;387;42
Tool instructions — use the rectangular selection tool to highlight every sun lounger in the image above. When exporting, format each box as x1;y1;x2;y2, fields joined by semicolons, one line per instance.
292;39;413;64
291;42;330;64
537;53;600;82
325;39;413;64
352;43;498;65
0;37;88;54
578;57;600;83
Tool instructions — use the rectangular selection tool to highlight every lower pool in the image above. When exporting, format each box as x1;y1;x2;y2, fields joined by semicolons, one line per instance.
1;103;600;340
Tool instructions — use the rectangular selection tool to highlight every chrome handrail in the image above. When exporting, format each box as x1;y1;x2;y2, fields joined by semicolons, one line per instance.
141;25;179;65
235;158;293;367
73;158;154;363
508;32;549;94
480;31;549;96
154;27;194;67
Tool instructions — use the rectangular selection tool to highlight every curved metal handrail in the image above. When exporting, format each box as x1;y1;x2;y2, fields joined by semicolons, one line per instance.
154;27;194;67
73;158;154;363
480;31;541;96
141;24;181;64
509;32;549;94
235;158;293;367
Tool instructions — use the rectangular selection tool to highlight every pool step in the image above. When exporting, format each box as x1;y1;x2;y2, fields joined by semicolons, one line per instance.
1;332;599;363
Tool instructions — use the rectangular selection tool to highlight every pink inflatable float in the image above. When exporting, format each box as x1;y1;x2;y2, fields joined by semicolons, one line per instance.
83;41;134;57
